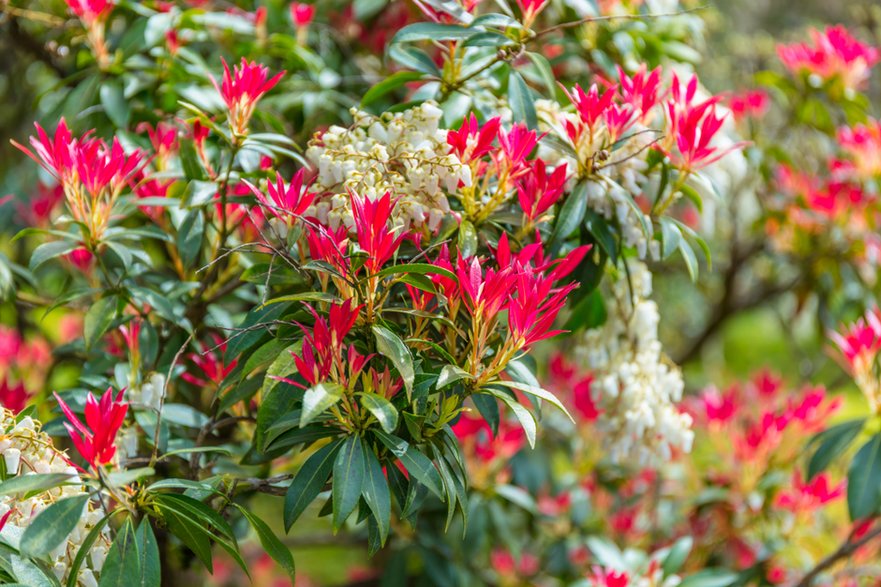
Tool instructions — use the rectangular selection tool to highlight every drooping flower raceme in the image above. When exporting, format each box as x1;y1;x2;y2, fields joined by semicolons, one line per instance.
0;410;109;587
306;103;471;232
575;261;693;465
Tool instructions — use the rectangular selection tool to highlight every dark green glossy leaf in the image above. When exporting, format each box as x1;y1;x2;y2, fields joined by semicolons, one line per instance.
84;295;118;350
29;240;79;272
359;394;399;434
372;326;415;399
361;445;391;545
99;518;140;587
847;432;881;520
391;23;476;44
300;382;345;427
808;419;865;481
135;520;161;587
508;70;538;129
238;508;295;583
0;473;74;497
284;439;344;531
176;210;204;269
362;72;426;108
20;495;89;558
333;435;365;530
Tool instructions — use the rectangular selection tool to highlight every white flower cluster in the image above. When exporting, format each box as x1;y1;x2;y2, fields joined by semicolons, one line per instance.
0;409;108;587
535;99;657;259
575;262;693;466
306;103;471;231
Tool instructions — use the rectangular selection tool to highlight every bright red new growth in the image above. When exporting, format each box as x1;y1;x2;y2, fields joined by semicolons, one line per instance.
291;3;316;27
246;168;315;224
352;192;407;275
777;25;880;90
54;387;128;469
517;159;568;221
447;114;501;163
664;73;745;172
0;378;30;413
182;336;238;388
213;58;285;136
66;0;114;23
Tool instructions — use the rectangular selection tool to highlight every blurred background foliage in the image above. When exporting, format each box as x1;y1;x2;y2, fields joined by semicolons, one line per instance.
2;0;881;585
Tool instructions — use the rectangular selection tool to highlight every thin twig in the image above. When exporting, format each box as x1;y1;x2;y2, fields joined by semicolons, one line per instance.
795;523;881;587
150;332;194;464
535;5;708;38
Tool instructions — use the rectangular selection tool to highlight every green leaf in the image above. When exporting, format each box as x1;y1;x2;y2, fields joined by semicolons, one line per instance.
179;140;205;181
372;326;415;399
238;508;296;584
563;288;606;331
20;495;89;558
361;445;391;545
508;70;538;129
375;262;457;282
847;432;881;520
176;210;204;269
359;394;399;434
10;555;60;587
227;302;290;357
526;51;556;96
678;238;699;281
586;537;625;568
67;511;115;587
388;45;441;76
483;389;537;448
107;467;155;488
550;182;588;248
372;429;409;458
0;473;74;497
158;507;213;571
807;419;865;481
259;291;338;309
354;0;389;18
456;219;477;258
152;493;234;540
659;217;683;259
397;445;445;499
463;31;512;47
493;380;574;422
300;382;345;427
84;295;118;349
333;435;366;530
99;518;140;587
662;536;693;577
29;240;79;272
362;72;426;107
436;365;473;389
284;438;344;530
391;23;476;44
100;81;131;128
677;569;739;587
152;493;244;574
134;521;161;587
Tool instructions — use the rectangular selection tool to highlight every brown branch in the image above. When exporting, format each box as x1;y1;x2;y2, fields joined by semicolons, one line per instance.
534;5;708;38
674;240;798;364
3;13;70;79
235;474;294;497
795;523;881;587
